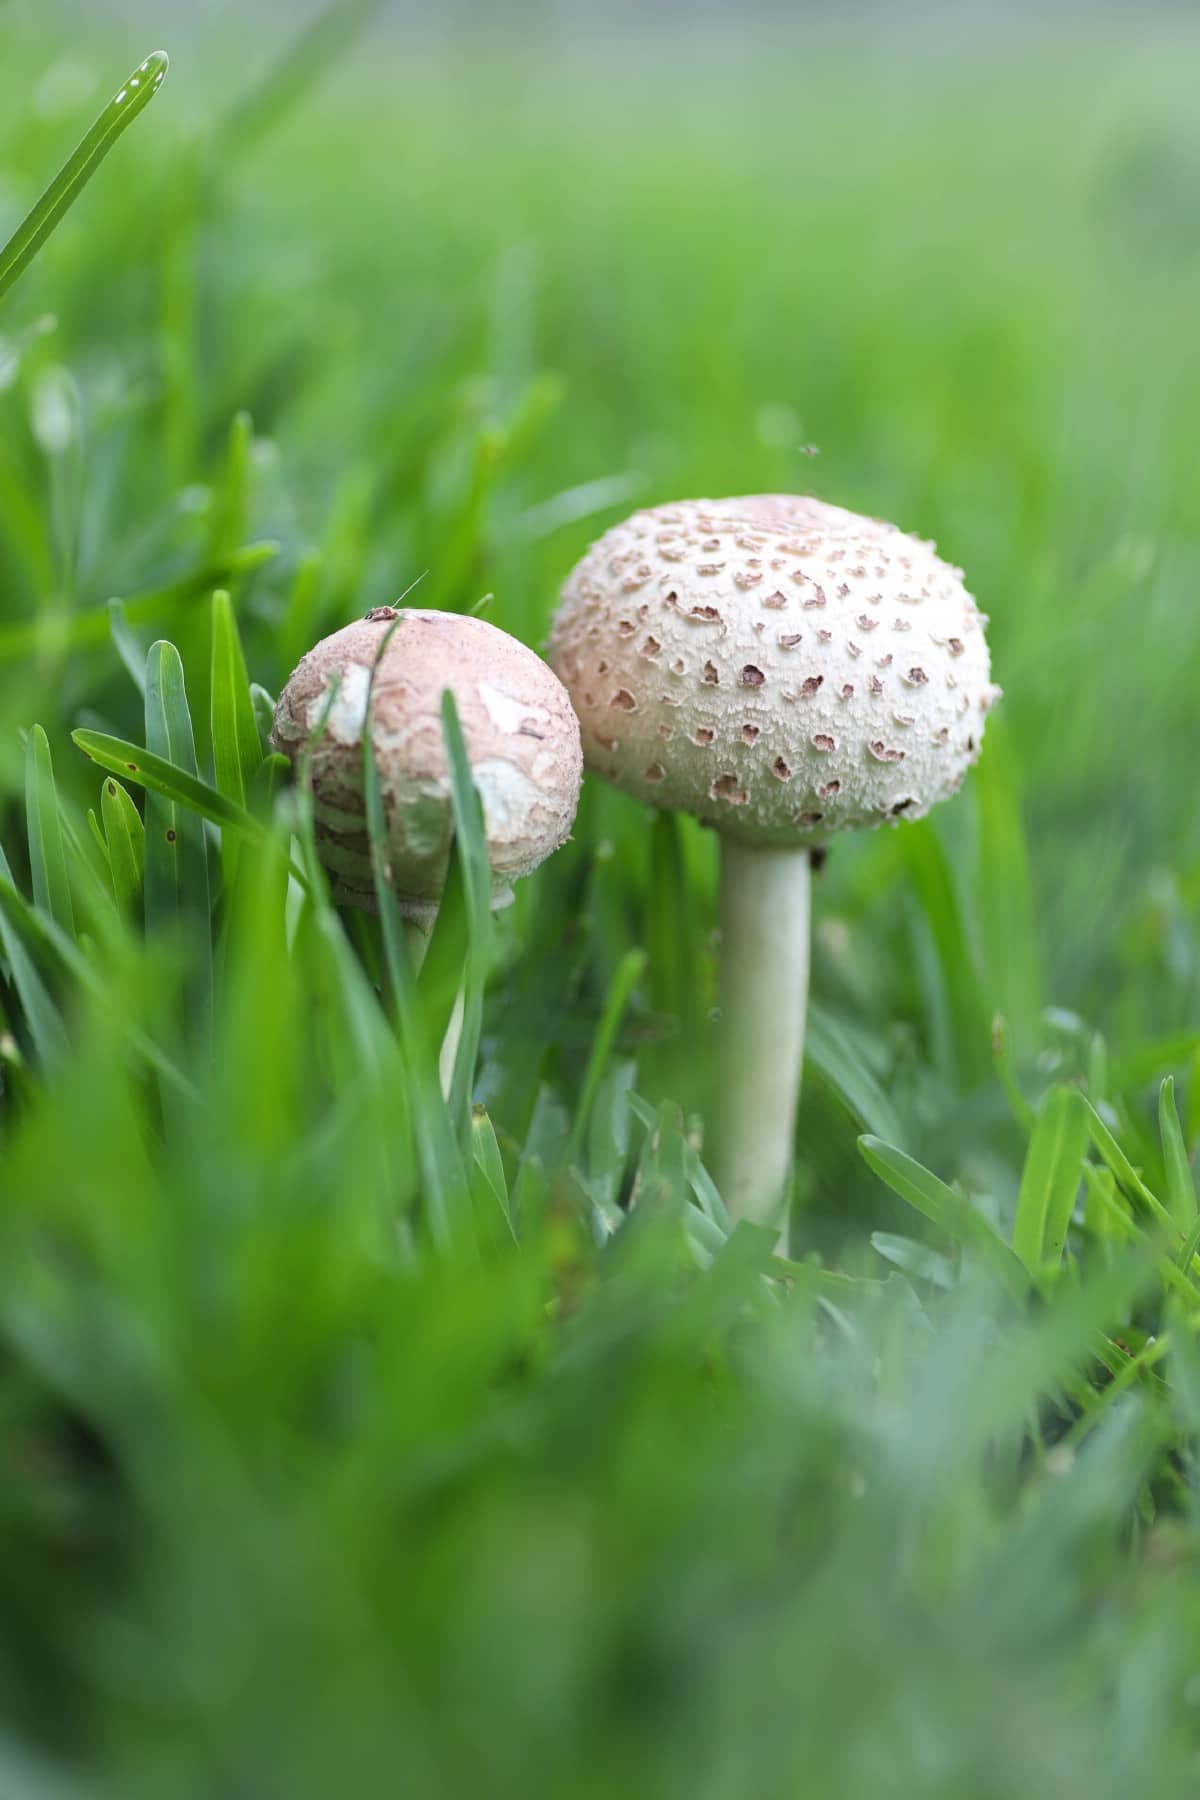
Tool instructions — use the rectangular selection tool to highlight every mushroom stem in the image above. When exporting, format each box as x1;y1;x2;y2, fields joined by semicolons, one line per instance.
713;838;810;1246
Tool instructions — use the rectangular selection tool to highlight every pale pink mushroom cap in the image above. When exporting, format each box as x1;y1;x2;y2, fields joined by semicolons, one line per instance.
272;608;583;921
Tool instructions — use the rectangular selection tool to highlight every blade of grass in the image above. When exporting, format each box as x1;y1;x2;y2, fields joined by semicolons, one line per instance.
280;549;323;683
0;52;169;306
1012;1085;1090;1273
108;598;147;695
86;809;110;865
1081;1165;1200;1309
100;777;145;917
0;845;68;1065
223;0;384;154
1061;1333;1170;1451
288;747;396;1084
208;414;254;560
143;640;212;1039
1176;1214;1200;1276
250;684;277;753
1083;1096;1174;1230
858;1134;1029;1303
974;719;1041;1061
73;729;267;844
470;1105;516;1243
871;1232;957;1288
902;820;991;1088
417;845;468;1060
992;1011;1036;1132
566;948;646;1168
210;587;264;889
59;803;119;940
807;1004;910;1149
1159;1076;1197;1232
212;588;263;799
440;689;494;1133
0;868;195;1100
24;725;76;938
627;1091;731;1233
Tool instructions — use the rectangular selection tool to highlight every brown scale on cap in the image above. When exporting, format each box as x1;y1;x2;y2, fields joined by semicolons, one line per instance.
272;608;582;921
549;496;996;849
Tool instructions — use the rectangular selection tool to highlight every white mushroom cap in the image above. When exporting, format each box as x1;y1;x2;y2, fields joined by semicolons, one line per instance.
272;607;583;921
549;496;998;848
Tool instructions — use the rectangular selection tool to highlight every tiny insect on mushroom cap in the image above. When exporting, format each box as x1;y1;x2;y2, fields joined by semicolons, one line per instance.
272;607;583;922
549;495;999;844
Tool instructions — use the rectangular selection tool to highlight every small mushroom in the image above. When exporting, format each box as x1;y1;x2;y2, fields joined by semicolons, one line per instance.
550;496;996;1242
272;607;583;929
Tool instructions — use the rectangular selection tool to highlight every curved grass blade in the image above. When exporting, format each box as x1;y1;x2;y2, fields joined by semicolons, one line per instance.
870;1231;957;1288
250;683;277;753
280;549;323;682
1159;1076;1197;1232
210;588;264;886
0;868;195;1100
469;1104;516;1244
566;947;646;1168
0;846;67;1065
87;808;110;865
902;820;991;1088
1082;1166;1200;1307
1012;1084;1090;1273
0;53;169;306
439;690;493;1131
60;803;118;939
626;1090;731;1232
286;722;395;1086
208;413;254;560
418;839;468;1054
858;1134;1029;1303
807;1004;910;1149
249;751;291;822
223;0;383;155
974;721;1041;1060
1177;1214;1200;1276
73;728;265;842
100;777;145;917
24;725;76;938
108;598;147;695
1082;1097;1173;1230
144;640;212;1037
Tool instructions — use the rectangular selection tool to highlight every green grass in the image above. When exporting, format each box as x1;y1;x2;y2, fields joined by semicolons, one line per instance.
2;5;1200;1795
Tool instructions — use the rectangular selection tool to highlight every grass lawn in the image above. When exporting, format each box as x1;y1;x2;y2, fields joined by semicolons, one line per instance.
2;6;1200;1795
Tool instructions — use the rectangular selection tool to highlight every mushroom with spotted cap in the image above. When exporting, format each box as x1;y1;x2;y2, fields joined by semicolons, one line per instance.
550;495;998;1242
272;606;583;934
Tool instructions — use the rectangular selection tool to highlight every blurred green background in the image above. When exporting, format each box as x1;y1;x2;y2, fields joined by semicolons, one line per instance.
2;3;1200;1796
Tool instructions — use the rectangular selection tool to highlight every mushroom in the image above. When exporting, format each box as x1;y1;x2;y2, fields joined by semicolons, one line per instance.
271;607;583;932
550;496;998;1242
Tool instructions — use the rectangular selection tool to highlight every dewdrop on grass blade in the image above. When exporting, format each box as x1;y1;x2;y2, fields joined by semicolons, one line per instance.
550;495;998;1244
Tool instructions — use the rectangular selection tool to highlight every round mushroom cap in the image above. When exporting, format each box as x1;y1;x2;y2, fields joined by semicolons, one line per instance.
272;608;583;920
549;496;998;848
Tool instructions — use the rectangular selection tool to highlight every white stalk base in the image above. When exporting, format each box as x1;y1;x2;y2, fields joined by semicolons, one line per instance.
713;839;811;1248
